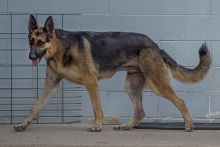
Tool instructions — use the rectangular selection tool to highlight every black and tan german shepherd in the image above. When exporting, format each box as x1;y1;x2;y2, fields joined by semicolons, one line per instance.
14;15;211;132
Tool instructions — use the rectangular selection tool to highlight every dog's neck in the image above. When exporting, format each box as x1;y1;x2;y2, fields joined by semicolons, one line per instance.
47;30;74;68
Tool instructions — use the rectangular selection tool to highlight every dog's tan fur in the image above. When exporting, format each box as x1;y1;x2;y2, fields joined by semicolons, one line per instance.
14;15;211;132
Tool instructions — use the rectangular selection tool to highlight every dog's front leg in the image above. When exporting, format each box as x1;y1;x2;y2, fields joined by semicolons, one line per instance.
14;67;61;132
83;76;103;132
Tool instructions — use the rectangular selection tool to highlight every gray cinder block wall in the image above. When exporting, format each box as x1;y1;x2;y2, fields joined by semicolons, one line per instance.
0;0;220;123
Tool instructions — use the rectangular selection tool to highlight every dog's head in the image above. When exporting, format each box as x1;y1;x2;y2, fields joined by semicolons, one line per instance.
28;15;55;66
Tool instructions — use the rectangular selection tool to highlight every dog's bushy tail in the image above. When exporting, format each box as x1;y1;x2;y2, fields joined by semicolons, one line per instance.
160;43;211;83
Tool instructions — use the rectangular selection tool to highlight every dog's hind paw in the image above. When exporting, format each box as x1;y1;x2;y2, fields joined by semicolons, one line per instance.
14;124;27;132
87;126;102;132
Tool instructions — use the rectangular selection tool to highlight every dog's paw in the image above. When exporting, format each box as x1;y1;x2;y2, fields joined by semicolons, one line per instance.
185;123;194;132
87;126;102;132
113;124;132;131
14;124;27;132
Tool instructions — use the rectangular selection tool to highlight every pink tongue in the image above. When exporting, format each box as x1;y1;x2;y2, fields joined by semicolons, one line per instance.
32;59;39;66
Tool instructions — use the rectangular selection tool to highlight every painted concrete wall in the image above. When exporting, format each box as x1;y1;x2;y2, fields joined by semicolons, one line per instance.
0;0;220;123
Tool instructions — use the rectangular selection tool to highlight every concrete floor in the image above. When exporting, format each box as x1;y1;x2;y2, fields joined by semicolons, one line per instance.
0;124;220;147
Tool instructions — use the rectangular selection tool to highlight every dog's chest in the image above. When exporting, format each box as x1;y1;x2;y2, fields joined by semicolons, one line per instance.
48;60;83;84
61;68;83;85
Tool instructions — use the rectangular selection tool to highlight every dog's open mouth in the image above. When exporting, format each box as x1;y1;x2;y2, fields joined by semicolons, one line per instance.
32;58;41;66
31;50;47;66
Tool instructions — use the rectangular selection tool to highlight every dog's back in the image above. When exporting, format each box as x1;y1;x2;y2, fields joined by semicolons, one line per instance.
55;29;160;71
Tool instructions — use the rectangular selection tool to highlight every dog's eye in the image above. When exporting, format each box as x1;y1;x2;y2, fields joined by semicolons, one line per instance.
37;40;45;46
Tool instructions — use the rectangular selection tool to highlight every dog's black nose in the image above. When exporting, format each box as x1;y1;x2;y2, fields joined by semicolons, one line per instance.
29;49;37;60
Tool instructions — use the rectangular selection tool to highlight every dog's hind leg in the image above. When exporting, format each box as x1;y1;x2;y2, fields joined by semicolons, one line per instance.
114;71;145;130
148;79;194;132
140;48;194;132
14;66;61;132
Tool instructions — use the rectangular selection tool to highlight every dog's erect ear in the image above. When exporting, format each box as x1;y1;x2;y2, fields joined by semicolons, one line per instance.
28;15;38;34
44;16;54;35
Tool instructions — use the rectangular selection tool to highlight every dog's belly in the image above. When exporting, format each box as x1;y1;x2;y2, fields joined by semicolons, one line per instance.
98;57;140;79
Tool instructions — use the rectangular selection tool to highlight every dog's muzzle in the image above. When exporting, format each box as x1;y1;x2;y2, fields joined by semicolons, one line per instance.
29;49;37;60
29;48;47;66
